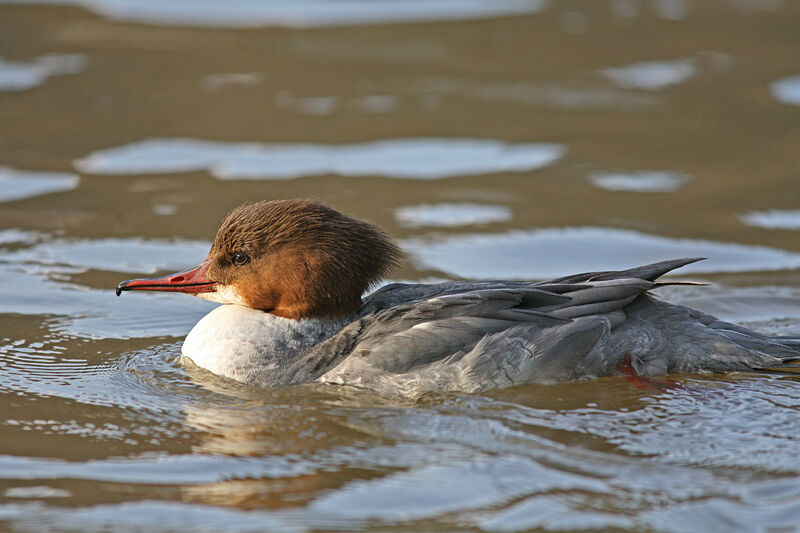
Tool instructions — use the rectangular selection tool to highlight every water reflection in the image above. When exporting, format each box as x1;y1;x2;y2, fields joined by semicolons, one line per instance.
152;204;180;216
0;232;214;337
0;54;85;92
275;91;403;116
3;359;800;532
657;284;800;333
4;485;71;500
1;0;786;29
480;495;635;531
75;138;566;180
1;0;800;531
310;454;608;521
652;0;691;20
740;209;800;230
589;170;689;192
200;72;263;93
2;0;549;28
1;500;297;533
645;497;800;533
402;226;800;279
0;168;79;202
394;203;512;228
602;58;697;91
274;92;338;116
413;77;660;110
770;75;800;106
0;267;214;337
8;236;210;274
729;0;786;13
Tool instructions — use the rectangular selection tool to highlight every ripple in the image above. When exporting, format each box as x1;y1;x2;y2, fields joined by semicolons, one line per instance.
589;170;690;192
494;378;800;473
602;58;697;90
4;486;71;499
0;229;39;246
394;203;512;228
339;399;746;515
3;380;800;531
0;500;299;533
0;0;550;28
656;284;800;332
644;496;800;532
0;262;215;337
770;74;800;106
201;71;263;92
0;338;190;412
74;138;567;180
0;54;86;91
0;451;310;484
740;209;800;230
401;226;800;279
480;496;635;532
0;234;215;337
413;76;660;110
311;455;607;521
11;236;211;274
0;167;79;202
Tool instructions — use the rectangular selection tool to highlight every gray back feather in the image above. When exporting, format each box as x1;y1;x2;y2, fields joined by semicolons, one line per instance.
286;258;799;394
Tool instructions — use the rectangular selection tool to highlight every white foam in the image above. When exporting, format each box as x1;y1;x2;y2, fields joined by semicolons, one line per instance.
401;226;800;279
75;138;566;180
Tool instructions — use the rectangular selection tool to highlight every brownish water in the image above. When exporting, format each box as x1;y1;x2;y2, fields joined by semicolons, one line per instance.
1;1;800;531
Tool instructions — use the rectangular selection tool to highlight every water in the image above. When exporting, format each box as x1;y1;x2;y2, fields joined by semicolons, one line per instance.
74;138;567;180
1;1;800;531
0;167;80;202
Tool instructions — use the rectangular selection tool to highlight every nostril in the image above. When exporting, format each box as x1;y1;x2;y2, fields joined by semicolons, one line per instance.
171;275;185;283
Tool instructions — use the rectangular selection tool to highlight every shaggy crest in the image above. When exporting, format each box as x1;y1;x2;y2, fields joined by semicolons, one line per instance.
206;199;402;318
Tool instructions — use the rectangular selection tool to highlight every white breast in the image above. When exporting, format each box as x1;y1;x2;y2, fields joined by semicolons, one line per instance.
181;304;347;386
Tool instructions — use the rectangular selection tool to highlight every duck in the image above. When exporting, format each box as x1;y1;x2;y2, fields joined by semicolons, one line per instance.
116;198;800;395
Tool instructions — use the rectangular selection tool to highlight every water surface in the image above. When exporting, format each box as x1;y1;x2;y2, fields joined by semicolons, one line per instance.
1;1;799;531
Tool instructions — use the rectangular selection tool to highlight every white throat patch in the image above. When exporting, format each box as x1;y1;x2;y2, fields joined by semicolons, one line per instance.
196;284;248;306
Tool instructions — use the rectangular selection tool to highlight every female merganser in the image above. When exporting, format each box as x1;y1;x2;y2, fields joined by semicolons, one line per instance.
117;198;799;395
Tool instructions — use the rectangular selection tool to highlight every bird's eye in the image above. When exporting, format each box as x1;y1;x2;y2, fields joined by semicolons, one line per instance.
231;252;250;266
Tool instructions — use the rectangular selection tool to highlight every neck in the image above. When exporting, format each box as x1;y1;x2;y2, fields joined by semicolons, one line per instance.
180;304;350;387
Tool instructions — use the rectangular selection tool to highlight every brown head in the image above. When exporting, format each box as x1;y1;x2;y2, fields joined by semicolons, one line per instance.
116;199;402;319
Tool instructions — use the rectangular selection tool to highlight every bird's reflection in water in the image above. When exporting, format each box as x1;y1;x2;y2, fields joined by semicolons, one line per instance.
178;362;404;510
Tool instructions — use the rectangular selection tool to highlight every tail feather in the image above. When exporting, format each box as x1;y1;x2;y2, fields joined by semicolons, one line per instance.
547;258;705;285
591;257;705;282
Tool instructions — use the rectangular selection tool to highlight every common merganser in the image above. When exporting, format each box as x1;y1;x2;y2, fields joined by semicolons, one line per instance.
117;198;800;395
